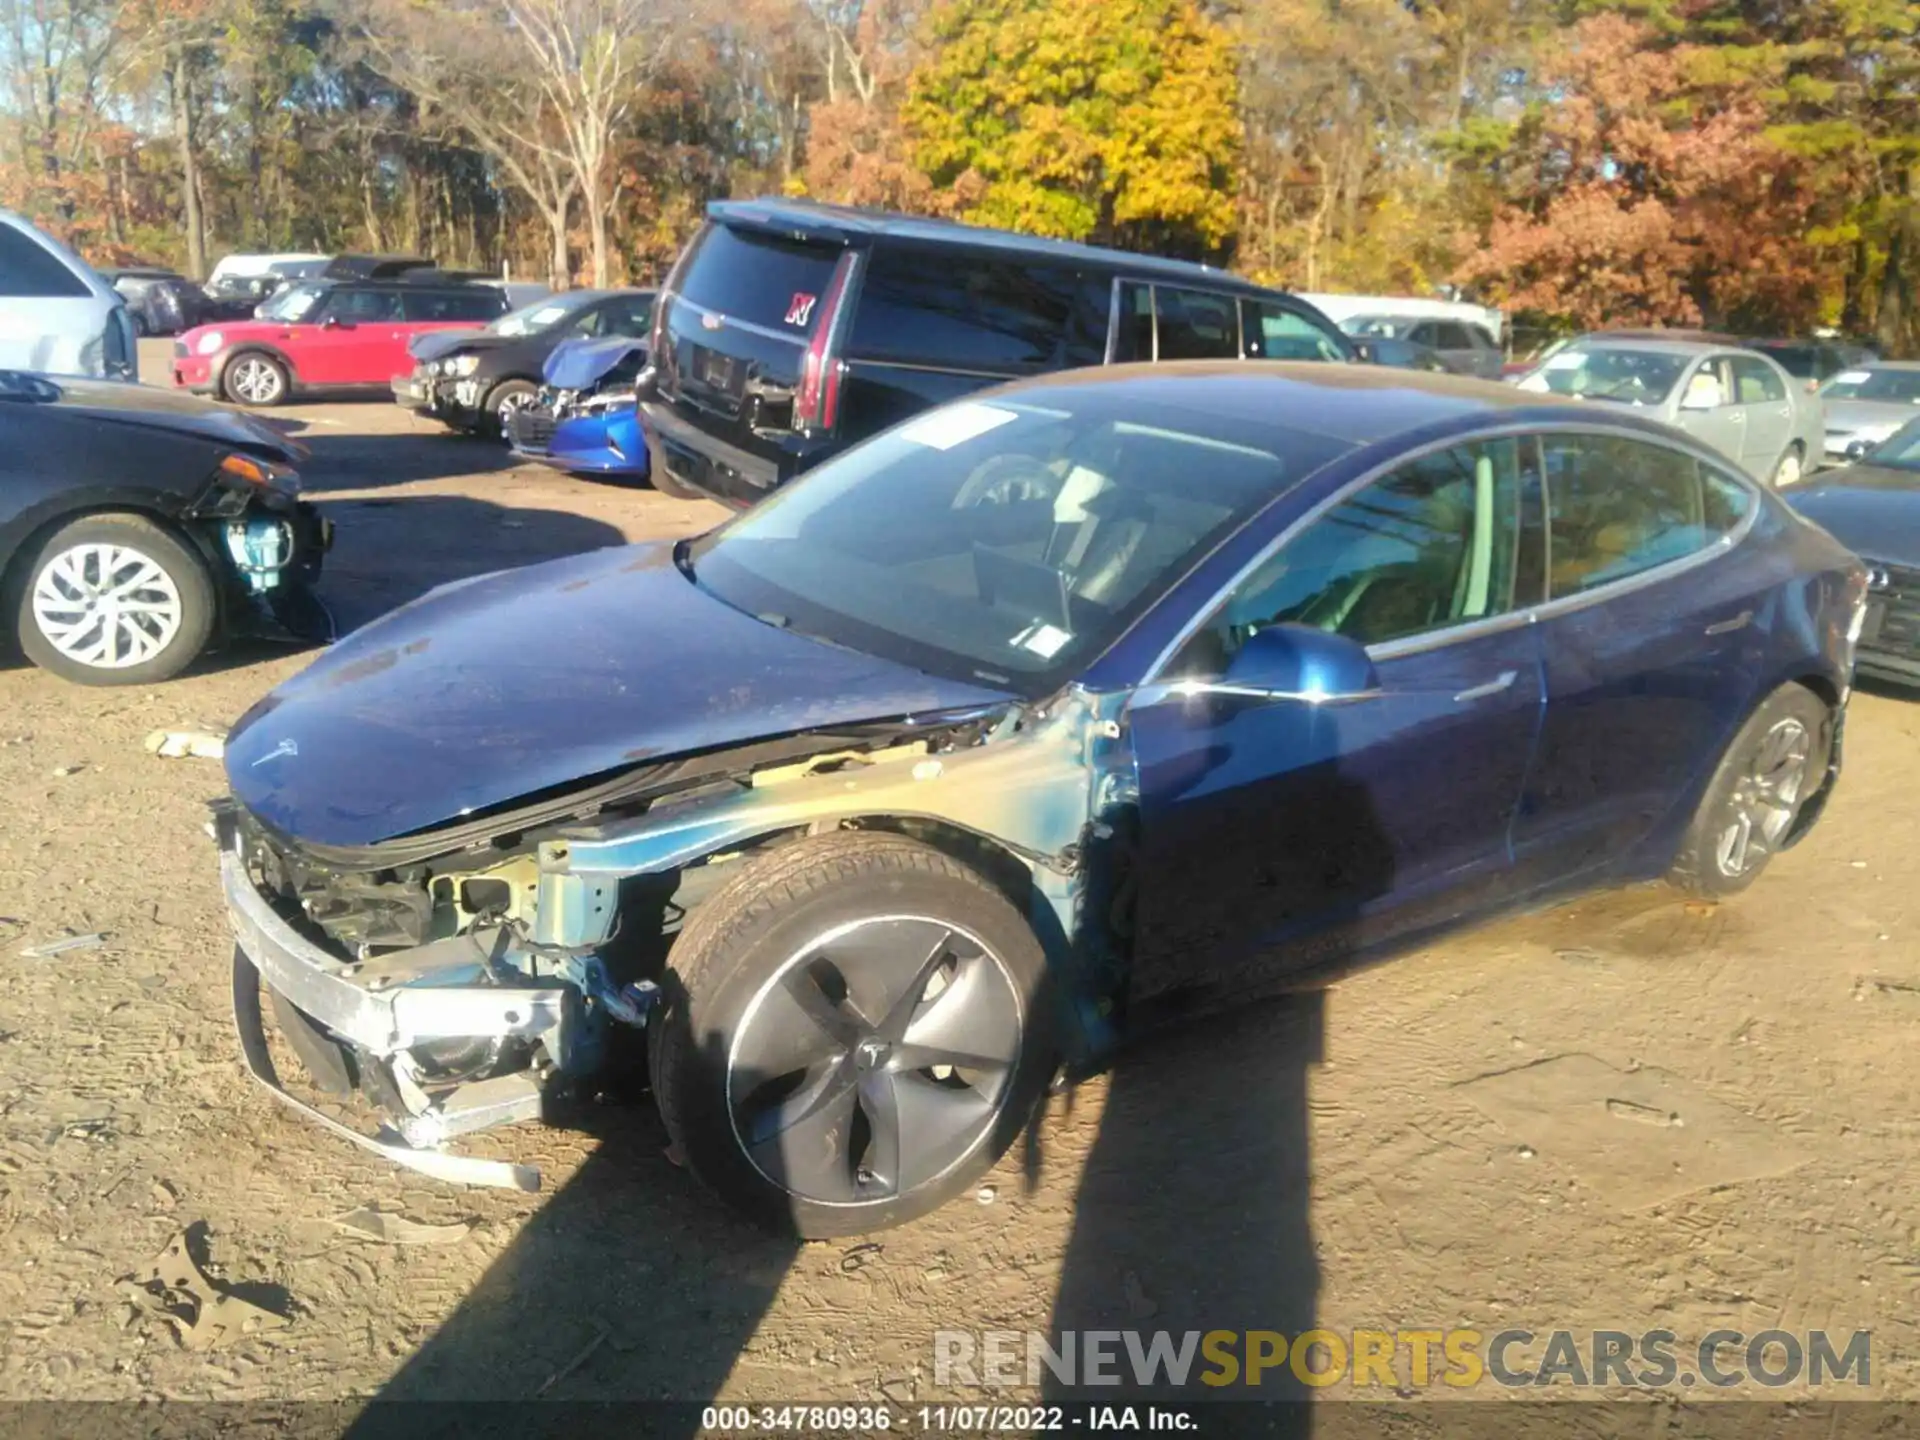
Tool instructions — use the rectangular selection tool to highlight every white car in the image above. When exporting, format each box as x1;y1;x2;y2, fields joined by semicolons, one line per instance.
0;211;138;380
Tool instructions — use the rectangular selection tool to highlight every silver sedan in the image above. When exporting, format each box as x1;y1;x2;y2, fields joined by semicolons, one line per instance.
1515;337;1823;486
1817;362;1920;464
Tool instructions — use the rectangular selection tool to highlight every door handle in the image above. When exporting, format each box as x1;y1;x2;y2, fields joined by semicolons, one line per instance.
1704;610;1752;636
1454;669;1518;703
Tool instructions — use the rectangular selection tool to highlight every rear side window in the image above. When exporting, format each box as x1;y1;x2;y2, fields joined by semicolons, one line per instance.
1731;356;1787;404
402;289;501;322
1434;322;1473;349
1541;433;1715;596
677;223;841;336
0;225;90;298
1244;300;1349;362
1153;287;1239;360
846;248;1106;373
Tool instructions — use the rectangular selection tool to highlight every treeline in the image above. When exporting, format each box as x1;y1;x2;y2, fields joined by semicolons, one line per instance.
2;0;1915;350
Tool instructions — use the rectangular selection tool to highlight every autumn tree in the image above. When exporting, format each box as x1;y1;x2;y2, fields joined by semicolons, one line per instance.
903;0;1241;259
1456;14;1824;332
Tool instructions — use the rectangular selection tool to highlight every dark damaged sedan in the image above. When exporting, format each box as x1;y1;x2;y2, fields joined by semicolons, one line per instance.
217;364;1864;1235
1;370;328;684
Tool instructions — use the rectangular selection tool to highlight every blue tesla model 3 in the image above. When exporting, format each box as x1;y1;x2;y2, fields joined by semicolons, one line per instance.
218;363;1865;1234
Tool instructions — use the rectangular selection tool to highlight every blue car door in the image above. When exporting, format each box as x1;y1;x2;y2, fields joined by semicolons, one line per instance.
1123;434;1548;1010
1510;431;1765;885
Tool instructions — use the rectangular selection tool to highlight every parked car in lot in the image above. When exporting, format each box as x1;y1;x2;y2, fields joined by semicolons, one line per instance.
394;288;653;437
1347;333;1453;373
206;252;327;297
0;210;138;380
172;278;509;406
1787;416;1920;688
0;370;327;684
218;362;1859;1234
507;335;650;476
105;268;210;337
1815;363;1920;465
640;199;1353;507
1515;336;1820;486
1343;314;1503;379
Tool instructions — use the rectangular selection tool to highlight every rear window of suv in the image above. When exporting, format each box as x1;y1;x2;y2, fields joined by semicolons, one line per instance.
677;223;842;337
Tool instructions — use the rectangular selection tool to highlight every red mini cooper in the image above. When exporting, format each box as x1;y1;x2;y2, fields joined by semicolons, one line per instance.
172;279;507;406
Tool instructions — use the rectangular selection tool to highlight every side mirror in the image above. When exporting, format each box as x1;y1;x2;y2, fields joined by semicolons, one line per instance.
1350;339;1378;364
321;315;348;330
1218;623;1381;702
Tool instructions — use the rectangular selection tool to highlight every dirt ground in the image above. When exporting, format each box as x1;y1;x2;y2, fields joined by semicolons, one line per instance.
0;341;1917;1410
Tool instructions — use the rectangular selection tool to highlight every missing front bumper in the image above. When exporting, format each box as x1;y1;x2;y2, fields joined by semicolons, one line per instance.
220;846;576;1191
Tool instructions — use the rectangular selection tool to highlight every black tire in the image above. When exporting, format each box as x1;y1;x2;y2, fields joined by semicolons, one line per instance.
12;513;216;685
650;830;1056;1237
220;351;289;407
483;379;538;440
1668;682;1831;898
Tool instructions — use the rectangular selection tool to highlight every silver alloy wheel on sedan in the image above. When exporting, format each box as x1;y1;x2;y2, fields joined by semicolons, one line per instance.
31;542;185;670
1714;716;1812;877
726;915;1024;1208
229;355;285;405
1773;448;1805;488
494;389;534;435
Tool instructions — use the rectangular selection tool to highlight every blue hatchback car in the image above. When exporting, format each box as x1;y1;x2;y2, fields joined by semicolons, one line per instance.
217;363;1865;1235
507;335;650;478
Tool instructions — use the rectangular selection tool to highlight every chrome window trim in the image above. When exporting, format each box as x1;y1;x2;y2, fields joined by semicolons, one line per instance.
1135;420;1763;690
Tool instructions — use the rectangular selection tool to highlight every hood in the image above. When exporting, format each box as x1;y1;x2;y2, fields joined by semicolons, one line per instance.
545;336;647;390
225;542;1014;850
1787;468;1920;564
43;377;303;460
410;330;516;364
1824;398;1920;435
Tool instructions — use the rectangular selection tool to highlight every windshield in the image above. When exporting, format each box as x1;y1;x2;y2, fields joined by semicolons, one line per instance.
1516;347;1687;405
257;283;326;321
686;393;1349;690
1863;417;1920;471
492;294;593;338
1822;368;1920;404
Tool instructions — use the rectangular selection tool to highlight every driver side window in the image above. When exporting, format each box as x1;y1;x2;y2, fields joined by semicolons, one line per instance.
1170;438;1532;679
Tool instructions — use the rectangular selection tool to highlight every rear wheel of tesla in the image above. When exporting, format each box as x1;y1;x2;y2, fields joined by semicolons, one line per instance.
12;513;215;685
651;830;1056;1237
1668;682;1831;898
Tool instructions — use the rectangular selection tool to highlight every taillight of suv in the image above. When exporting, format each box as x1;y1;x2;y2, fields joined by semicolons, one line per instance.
793;251;858;435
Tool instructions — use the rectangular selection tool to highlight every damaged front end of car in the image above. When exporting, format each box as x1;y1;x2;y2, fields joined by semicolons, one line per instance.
217;689;1133;1192
507;336;649;476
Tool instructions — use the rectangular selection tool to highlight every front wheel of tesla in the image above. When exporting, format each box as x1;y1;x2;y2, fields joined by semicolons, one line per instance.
651;830;1056;1237
1668;682;1830;898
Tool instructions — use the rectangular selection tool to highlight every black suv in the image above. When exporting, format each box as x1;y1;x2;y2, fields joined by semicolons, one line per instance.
640;200;1354;507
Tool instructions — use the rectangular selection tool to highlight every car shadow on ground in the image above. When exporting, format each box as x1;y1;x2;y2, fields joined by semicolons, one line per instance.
294;427;525;492
309;492;628;635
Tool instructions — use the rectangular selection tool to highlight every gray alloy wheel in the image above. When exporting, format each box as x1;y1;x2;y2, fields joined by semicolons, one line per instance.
650;830;1056;1236
726;915;1025;1207
1668;682;1829;898
1712;715;1813;879
1772;446;1805;488
224;353;287;407
486;381;538;440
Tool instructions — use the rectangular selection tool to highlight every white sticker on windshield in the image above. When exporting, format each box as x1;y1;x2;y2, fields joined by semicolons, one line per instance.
1543;351;1585;370
1832;370;1870;385
897;402;1020;451
1011;622;1073;659
1516;374;1551;393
